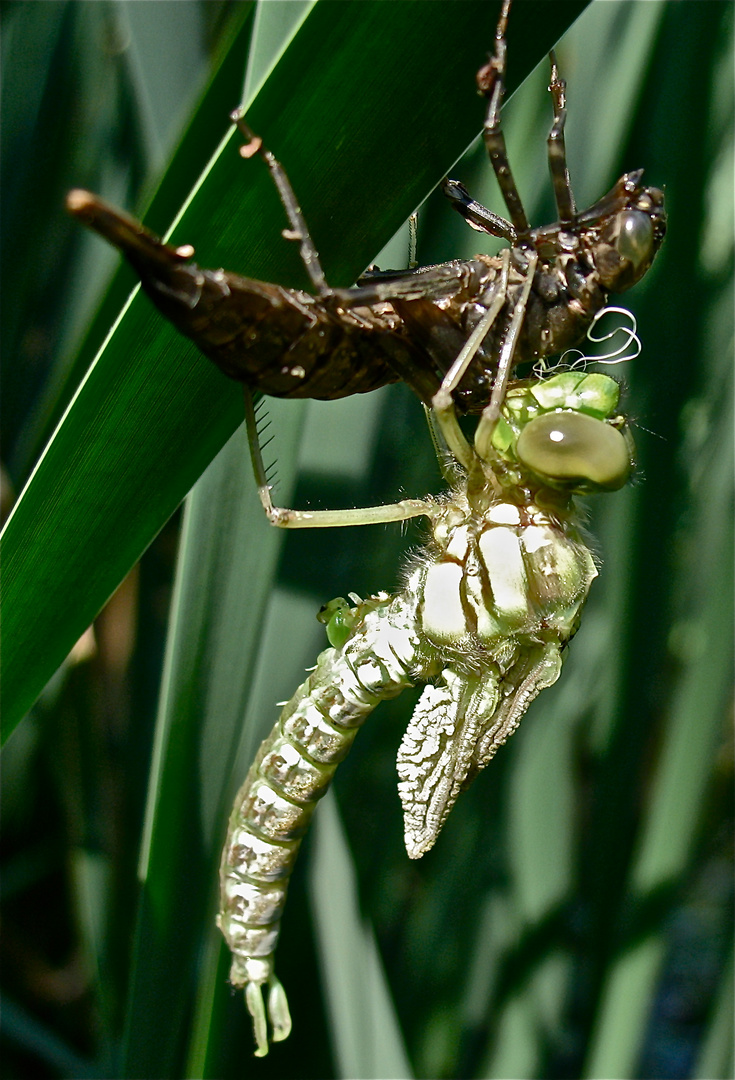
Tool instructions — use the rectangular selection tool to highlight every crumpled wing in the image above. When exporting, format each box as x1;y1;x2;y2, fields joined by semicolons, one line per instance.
397;667;499;858
467;642;563;783
396;642;564;858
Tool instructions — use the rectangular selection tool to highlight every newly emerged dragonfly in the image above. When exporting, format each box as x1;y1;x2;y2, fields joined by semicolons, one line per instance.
66;1;665;418
218;362;636;1055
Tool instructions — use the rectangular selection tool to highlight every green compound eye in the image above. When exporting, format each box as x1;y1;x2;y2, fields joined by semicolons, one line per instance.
516;411;632;491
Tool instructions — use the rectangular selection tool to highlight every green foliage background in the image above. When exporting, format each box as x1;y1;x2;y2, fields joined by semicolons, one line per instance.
1;2;732;1078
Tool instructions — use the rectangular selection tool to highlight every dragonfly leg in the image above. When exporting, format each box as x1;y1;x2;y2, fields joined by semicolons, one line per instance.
430;250;511;469
467;27;617;240
230;108;331;298
474;250;538;460
437;248;511;402
478;0;531;236
546;50;576;224
407;211;419;268
244;388;435;529
441;178;516;243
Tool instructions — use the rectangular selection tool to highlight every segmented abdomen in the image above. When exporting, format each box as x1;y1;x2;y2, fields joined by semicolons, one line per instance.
217;593;422;1006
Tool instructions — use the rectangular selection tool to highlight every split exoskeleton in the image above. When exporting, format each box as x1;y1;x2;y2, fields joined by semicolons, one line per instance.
66;2;664;420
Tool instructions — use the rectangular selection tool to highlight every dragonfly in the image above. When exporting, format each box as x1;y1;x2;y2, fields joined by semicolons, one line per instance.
66;1;663;1058
66;1;666;425
218;361;636;1055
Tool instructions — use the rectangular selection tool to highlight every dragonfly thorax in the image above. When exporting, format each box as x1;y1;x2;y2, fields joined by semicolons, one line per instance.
414;494;597;656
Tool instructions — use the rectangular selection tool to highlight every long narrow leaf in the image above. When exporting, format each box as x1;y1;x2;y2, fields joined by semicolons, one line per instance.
1;1;586;739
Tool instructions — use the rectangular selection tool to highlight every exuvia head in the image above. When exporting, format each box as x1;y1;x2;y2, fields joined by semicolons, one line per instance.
581;172;666;293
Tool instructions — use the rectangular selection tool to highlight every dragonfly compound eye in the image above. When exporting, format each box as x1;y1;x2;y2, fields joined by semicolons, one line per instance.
516;411;632;492
615;209;655;270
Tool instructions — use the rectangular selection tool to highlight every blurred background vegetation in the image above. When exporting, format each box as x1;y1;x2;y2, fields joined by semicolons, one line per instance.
1;2;732;1077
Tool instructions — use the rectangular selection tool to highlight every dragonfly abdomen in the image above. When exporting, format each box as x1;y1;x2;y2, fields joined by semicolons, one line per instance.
142;265;410;400
217;592;422;1051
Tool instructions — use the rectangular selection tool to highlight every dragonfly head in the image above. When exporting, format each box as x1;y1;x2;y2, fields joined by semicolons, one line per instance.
493;371;635;494
580;172;666;293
